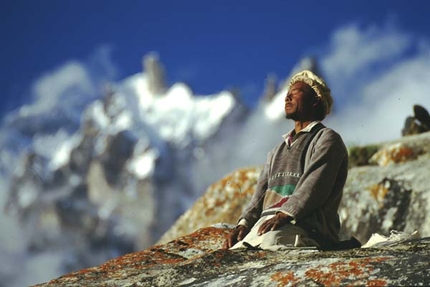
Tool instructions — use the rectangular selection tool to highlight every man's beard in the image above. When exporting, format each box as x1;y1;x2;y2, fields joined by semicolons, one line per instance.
285;111;298;120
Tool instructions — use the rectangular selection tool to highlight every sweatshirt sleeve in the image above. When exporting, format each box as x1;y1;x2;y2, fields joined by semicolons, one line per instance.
237;149;273;228
280;129;348;220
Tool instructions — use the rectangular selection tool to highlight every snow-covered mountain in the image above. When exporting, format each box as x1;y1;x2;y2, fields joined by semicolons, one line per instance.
0;53;316;287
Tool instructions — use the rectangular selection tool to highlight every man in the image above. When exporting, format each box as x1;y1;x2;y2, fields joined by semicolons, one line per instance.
223;70;349;250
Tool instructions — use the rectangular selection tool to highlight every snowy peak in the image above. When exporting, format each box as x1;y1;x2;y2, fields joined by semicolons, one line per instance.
119;72;237;146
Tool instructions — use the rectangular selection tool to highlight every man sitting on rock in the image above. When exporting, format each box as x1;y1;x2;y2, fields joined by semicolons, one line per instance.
223;70;349;251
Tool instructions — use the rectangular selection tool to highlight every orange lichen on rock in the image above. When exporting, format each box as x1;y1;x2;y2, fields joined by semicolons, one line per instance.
367;279;390;286
304;257;389;286
164;226;230;250
370;143;418;166
53;248;184;282
271;271;300;286
45;226;231;285
368;183;389;204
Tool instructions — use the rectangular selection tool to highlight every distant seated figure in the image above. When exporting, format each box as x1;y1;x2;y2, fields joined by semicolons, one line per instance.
402;105;430;136
223;70;350;251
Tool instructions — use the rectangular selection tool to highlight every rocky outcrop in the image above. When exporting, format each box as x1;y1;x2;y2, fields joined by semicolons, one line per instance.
340;132;430;243
143;52;166;95
402;105;430;136
35;225;430;286
157;167;261;244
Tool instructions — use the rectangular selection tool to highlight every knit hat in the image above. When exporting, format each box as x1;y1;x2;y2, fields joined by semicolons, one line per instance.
288;70;333;116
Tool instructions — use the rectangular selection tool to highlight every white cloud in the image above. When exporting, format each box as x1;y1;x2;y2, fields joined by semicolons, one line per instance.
322;23;411;82
321;23;430;146
18;45;118;118
18;61;94;117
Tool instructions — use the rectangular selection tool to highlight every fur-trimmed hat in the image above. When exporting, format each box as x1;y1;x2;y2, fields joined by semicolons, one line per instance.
288;70;333;116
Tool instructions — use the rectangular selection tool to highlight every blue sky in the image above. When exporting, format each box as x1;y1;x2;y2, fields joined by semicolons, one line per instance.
2;0;430;120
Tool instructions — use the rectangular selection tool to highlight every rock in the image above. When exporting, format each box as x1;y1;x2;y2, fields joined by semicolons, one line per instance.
413;104;430;130
339;132;430;243
157;167;261;244
98;130;137;185
370;142;420;166
370;131;430;166
143;52;166;95
402;104;430;136
34;225;430;286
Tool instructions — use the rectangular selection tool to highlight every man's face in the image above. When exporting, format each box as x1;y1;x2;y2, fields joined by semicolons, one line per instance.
284;82;315;120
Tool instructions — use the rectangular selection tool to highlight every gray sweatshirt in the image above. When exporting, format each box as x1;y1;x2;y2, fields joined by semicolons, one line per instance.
239;122;348;246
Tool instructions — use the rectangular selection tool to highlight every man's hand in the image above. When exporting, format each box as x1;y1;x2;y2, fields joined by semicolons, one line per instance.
222;225;249;249
257;212;292;236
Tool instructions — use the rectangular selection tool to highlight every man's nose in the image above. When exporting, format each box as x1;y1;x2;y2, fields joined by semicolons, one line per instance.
285;94;291;102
